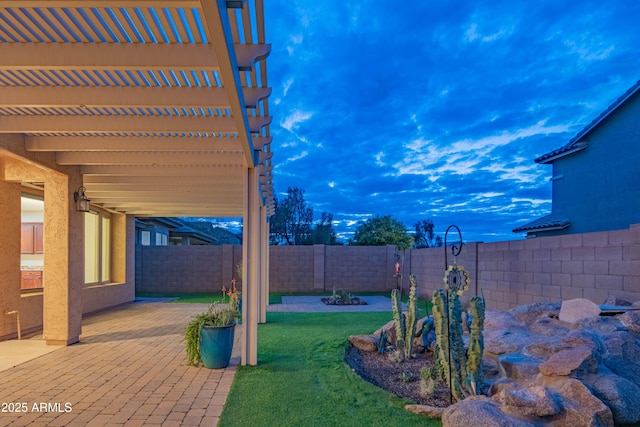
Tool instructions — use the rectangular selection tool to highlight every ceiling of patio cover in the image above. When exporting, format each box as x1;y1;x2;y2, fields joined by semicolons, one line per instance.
0;0;274;217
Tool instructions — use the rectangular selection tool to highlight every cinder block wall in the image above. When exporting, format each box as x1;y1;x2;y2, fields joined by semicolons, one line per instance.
137;224;640;310
478;225;640;310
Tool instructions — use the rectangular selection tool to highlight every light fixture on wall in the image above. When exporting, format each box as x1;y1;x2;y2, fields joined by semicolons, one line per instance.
74;186;91;212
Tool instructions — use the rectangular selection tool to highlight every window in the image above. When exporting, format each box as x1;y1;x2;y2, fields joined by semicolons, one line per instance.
84;211;111;285
141;230;151;246
156;233;168;246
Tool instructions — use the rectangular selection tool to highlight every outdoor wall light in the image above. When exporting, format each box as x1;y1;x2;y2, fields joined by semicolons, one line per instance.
74;186;91;212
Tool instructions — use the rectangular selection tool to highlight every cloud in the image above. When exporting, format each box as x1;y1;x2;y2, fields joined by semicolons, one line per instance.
280;110;313;132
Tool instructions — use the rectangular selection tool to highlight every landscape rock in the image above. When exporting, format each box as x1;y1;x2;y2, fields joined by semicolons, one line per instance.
583;373;640;424
379;296;640;424
492;386;561;417
559;298;601;323
619;310;640;334
484;310;523;329
603;295;632;306
528;317;569;337
510;301;560;324
497;353;542;380
572;315;625;333
539;346;598;376
561;329;604;354
442;396;534;427
523;339;572;360
551;378;614;427
347;335;378;352
404;404;444;419
484;330;529;356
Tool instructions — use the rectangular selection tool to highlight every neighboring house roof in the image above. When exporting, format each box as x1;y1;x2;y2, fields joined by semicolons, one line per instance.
168;225;216;245
535;80;640;164
512;214;570;233
183;221;242;245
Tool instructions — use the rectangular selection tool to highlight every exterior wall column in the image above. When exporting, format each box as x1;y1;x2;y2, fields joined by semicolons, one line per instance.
43;170;83;345
0;178;22;340
259;206;268;323
241;165;260;365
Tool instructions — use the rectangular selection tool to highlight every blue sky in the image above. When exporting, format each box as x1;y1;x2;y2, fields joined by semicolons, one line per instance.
262;0;640;243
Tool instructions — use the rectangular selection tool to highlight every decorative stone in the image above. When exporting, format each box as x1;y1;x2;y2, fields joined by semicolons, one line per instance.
603;296;632;306
528;317;569;337
583;373;640;425
554;378;614;427
539;346;598;376
484;330;528;356
619;310;640;334
404;404;445;419
485;310;523;329
559;298;601;323
510;301;561;324
492;386;561;417
498;353;542;380
524;339;571;360
347;335;378;352
573;315;625;333
442;395;535;427
561;329;604;353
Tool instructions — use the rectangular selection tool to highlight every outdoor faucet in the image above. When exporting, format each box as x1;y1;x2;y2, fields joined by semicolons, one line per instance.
4;310;21;340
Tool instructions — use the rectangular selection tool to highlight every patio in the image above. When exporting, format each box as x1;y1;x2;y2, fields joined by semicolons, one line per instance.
0;300;239;426
0;295;395;426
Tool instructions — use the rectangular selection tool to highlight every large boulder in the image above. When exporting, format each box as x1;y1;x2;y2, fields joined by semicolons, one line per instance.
583;373;640;424
510;301;561;324
619;310;640;334
347;335;378;353
550;379;614;427
485;310;523;329
492;386;561;417
497;353;542;380
602;331;640;388
484;330;529;357
442;396;534;427
539;346;599;377
559;298;601;323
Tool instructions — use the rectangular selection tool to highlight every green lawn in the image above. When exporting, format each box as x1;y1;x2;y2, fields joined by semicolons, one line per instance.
219;312;440;427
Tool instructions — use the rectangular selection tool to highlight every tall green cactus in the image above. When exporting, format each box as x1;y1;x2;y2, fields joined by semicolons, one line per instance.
391;288;406;355
391;274;419;360
431;288;485;401
466;296;485;390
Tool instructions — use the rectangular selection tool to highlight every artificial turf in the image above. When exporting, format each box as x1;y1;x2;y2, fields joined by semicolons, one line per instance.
219;312;441;427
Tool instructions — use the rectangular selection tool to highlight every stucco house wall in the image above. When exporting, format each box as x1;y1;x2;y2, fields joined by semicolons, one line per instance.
0;134;136;342
551;91;640;235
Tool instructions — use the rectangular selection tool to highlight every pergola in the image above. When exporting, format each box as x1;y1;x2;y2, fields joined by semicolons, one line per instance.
0;0;273;365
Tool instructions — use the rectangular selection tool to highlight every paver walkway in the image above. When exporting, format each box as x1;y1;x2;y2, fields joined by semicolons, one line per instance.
0;295;393;426
0;301;239;426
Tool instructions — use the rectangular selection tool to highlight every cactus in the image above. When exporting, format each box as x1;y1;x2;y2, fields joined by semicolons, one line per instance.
466;296;485;385
431;288;485;402
377;330;388;354
391;275;419;360
391;288;406;356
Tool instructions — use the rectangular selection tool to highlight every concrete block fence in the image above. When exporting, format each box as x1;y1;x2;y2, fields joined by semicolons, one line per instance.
136;224;640;310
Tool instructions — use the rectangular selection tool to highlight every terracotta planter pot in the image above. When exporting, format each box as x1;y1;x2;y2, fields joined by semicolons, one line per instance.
200;322;236;369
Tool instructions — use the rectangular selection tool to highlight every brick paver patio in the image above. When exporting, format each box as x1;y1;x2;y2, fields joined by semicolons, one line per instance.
0;301;239;427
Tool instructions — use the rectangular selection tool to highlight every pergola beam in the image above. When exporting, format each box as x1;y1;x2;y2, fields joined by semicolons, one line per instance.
0;43;219;70
26;136;243;152
0;116;237;134
57;151;244;166
81;164;244;176
0;86;230;109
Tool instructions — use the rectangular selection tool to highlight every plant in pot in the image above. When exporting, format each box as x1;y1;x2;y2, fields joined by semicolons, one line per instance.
185;285;240;369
